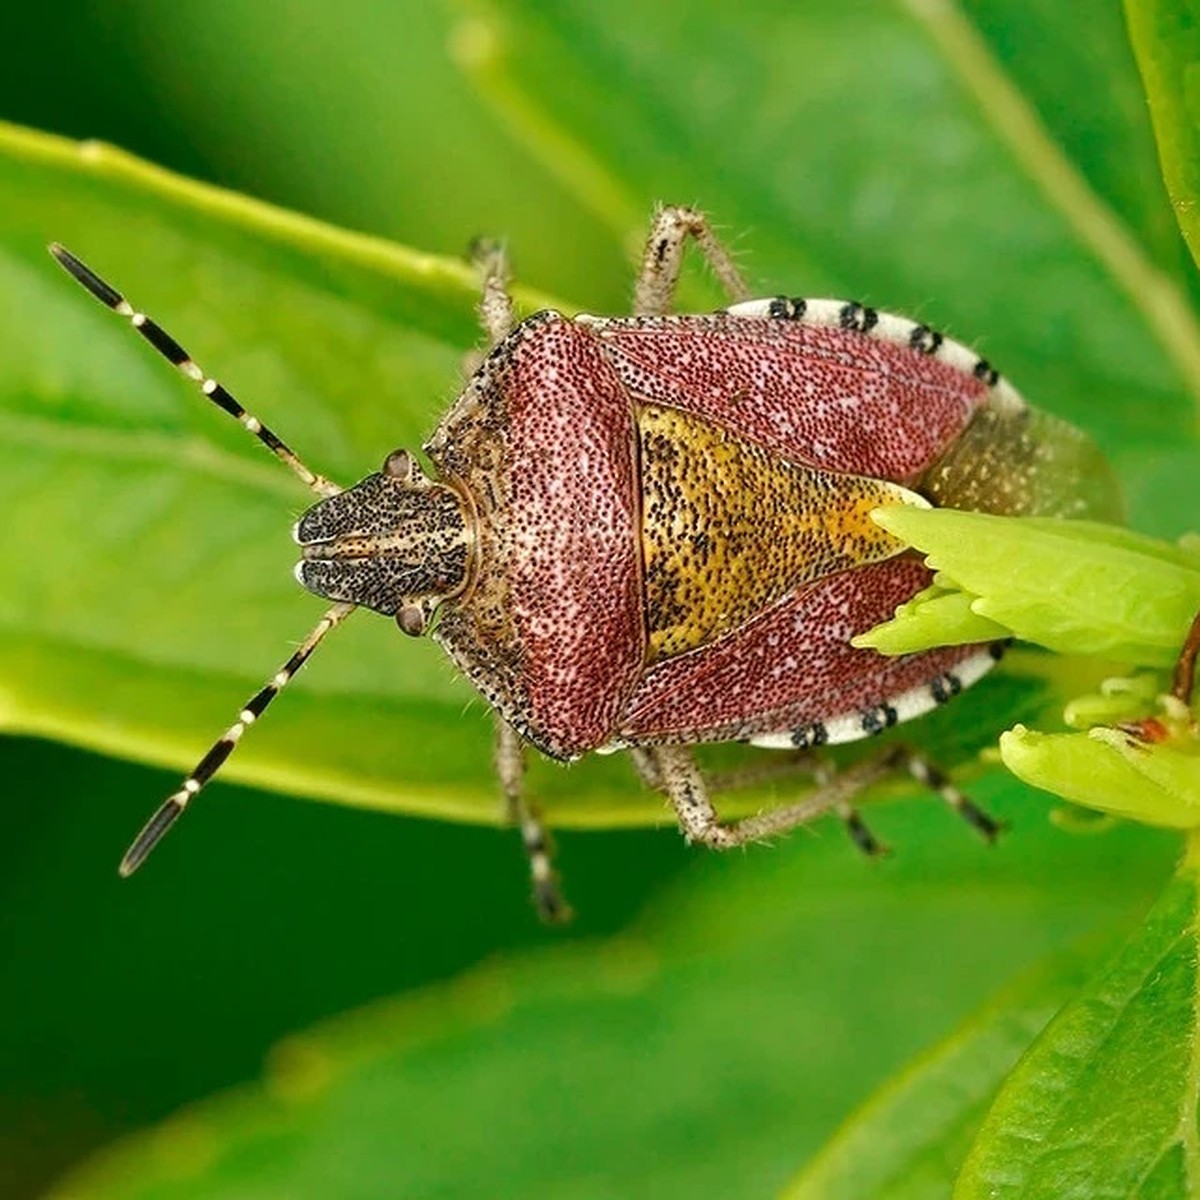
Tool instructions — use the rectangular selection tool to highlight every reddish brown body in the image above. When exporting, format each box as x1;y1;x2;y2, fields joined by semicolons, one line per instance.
422;303;1096;761
52;206;1117;915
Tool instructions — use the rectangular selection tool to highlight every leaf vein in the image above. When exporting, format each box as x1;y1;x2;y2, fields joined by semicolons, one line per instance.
901;0;1200;420
0;410;302;498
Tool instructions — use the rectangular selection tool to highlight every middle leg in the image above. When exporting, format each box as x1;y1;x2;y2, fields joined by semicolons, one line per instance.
704;747;1002;843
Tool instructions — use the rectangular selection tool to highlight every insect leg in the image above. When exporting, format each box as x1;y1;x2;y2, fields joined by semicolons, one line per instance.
642;744;996;854
467;236;516;344
465;237;567;920
494;719;572;923
709;754;893;855
646;747;887;851
633;205;750;317
904;752;1004;842
702;752;825;793
835;797;890;857
638;744;889;849
467;238;569;923
626;746;665;791
1171;608;1200;707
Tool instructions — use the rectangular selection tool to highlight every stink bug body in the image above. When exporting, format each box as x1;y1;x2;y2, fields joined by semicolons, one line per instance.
50;206;1116;920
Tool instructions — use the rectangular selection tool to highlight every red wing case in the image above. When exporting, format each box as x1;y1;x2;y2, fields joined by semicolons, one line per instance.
591;313;992;480
430;315;645;759
618;557;989;745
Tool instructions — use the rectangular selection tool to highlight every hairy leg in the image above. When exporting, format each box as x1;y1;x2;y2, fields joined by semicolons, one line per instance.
633;205;750;317
633;743;1000;854
494;721;571;923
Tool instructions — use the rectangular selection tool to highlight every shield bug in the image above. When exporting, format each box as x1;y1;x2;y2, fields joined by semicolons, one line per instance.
49;206;1117;920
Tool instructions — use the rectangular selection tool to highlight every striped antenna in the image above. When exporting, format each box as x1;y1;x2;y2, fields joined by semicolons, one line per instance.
48;243;341;500
120;601;356;875
47;243;358;872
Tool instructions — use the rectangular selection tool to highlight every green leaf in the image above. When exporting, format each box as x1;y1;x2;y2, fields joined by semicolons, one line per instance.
7;5;1200;1194
962;2;1190;276
857;585;1015;656
451;0;1200;504
1126;0;1200;274
857;509;1200;827
0;120;622;828
44;803;1174;1200
0;117;1111;836
862;508;1200;668
1001;720;1200;830
1061;671;1164;727
0;118;1077;836
955;835;1200;1199
7;0;1200;834
783;950;1093;1200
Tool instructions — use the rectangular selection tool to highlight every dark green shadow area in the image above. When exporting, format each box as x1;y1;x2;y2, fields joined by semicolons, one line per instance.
0;736;686;1196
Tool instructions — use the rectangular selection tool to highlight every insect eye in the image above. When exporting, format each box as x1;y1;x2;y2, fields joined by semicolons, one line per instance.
383;449;416;482
396;603;426;637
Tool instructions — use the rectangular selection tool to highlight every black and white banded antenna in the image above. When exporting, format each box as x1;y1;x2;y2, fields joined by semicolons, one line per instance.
48;243;355;875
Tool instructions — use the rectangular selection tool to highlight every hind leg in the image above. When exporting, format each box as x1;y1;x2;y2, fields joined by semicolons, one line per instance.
633;205;750;317
630;743;1000;855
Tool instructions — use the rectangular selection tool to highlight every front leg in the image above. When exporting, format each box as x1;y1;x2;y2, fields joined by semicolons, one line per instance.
494;718;571;923
469;236;516;343
634;205;750;316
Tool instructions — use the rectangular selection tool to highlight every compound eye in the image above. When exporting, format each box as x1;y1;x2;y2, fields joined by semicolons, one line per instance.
383;448;416;482
396;603;426;637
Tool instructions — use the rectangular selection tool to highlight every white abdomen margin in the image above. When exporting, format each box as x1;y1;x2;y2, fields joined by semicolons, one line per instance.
749;646;1000;750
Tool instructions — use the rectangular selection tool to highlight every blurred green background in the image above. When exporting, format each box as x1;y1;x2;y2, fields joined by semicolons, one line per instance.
1;2;1195;1196
0;5;687;1196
